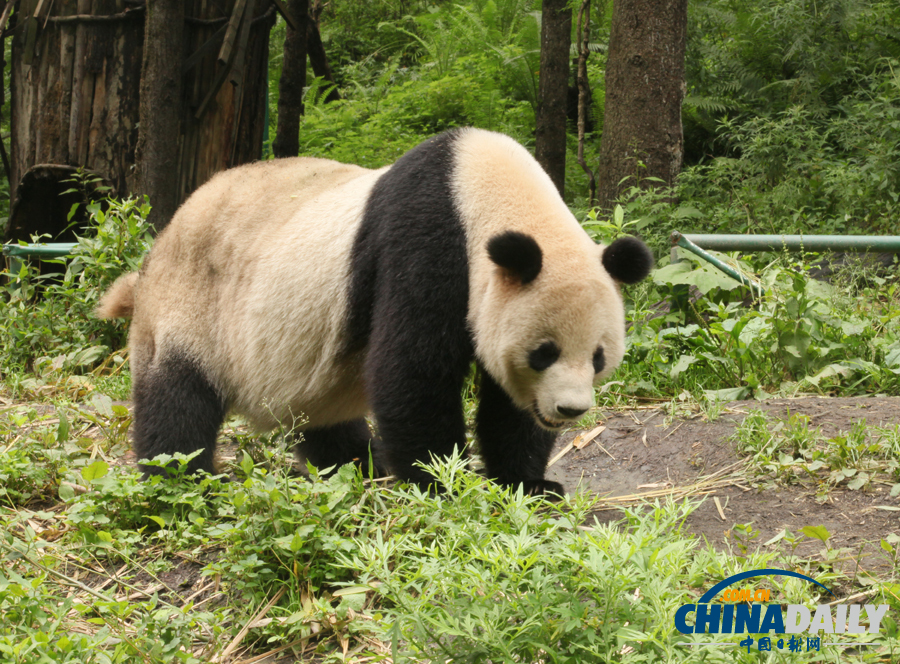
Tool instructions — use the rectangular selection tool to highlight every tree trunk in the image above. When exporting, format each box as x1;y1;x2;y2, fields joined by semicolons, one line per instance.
306;5;339;103
596;0;687;210
8;0;275;240
10;0;144;204
534;0;571;197
135;0;184;231
272;0;308;158
178;0;275;215
575;0;595;204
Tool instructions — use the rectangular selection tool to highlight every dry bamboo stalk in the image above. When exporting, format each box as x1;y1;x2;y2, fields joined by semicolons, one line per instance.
574;424;606;450
227;0;254;167
40;0;55;28
183;23;226;73
181;580;216;608
713;496;726;521
93;563;129;594
594;440;616;460
217;0;247;66
0;0;16;34
597;469;744;505
547;441;574;468
213;587;286;663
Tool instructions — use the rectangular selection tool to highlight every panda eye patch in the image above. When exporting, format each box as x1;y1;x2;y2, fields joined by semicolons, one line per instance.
593;347;605;374
528;341;560;372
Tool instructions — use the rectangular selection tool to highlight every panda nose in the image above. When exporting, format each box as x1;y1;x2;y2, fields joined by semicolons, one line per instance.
556;405;588;419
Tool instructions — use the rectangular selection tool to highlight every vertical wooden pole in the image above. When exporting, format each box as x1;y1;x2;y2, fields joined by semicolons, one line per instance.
136;0;185;231
534;0;572;197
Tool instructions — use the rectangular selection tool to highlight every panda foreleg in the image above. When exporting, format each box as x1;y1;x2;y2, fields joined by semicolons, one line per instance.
475;368;564;498
295;419;386;477
131;351;225;479
366;358;469;491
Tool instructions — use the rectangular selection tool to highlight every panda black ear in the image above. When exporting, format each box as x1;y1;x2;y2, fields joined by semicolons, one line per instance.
601;236;654;284
487;231;543;285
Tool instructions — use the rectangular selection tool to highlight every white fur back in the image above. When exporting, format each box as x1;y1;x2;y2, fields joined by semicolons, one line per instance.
130;158;385;429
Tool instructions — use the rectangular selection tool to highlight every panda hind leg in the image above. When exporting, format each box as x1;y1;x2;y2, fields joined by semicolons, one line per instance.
295;419;386;477
475;369;564;499
132;351;226;479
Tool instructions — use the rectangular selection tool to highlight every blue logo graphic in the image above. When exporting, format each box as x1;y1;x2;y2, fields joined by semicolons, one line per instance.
674;567;890;654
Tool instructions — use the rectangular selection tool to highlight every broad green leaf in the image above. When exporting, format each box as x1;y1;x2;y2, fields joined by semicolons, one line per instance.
800;525;830;543
703;387;750;401
847;473;867;490
240;451;255;477
333;585;372;597
840;321;867;336
72;345;108;367
803;363;854;386
90;393;114;418
885;347;900;368
82;460;109;482
670;354;698;379
58;483;75;502
764;530;787;546
651;261;694;286
147;515;166;529
652;260;744;293
56;406;69;443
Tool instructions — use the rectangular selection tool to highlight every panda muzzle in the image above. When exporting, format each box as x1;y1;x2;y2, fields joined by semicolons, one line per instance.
532;402;566;429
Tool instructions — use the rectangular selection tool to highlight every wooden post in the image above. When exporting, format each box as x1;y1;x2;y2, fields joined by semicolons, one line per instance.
7;0;276;240
534;0;572;197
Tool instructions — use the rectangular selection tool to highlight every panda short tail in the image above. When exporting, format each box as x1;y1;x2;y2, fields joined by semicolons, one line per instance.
96;272;139;319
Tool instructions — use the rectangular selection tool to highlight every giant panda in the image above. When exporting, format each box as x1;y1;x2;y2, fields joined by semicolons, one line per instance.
98;128;652;496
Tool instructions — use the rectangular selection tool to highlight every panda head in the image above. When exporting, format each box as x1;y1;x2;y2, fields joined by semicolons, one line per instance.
480;231;653;430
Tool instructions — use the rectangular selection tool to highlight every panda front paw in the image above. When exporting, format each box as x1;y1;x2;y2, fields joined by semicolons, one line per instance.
519;478;565;500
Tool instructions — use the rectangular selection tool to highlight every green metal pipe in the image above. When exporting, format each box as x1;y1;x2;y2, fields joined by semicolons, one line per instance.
672;232;900;253
3;242;78;258
672;233;766;298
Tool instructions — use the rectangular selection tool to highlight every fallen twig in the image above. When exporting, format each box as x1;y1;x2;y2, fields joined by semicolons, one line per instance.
213;587;287;663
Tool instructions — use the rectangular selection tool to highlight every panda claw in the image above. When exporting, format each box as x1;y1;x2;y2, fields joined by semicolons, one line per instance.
520;479;565;500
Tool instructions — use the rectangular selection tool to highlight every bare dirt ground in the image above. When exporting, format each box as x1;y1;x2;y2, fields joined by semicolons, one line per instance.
547;396;900;577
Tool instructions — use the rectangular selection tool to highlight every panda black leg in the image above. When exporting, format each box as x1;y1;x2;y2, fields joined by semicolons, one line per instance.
366;355;469;491
296;419;385;477
132;351;225;478
475;368;564;498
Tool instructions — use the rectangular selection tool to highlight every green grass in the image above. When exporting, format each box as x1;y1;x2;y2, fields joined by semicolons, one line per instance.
732;410;900;498
2;404;899;663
